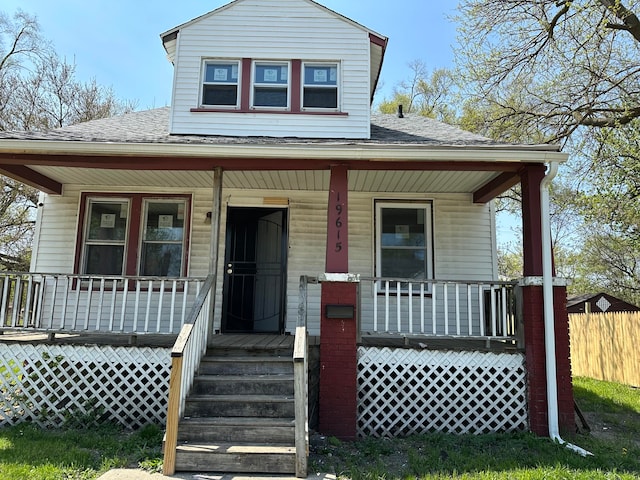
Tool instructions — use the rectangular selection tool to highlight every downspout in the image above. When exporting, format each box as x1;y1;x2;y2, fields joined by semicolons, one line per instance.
540;162;591;456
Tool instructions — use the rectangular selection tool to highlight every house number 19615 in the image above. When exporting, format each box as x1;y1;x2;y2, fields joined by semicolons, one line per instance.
334;193;343;252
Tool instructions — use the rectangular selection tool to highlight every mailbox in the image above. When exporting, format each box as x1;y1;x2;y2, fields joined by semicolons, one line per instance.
325;304;354;319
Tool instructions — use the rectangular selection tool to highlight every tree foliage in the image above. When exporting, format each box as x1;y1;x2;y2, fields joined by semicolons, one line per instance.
0;9;135;270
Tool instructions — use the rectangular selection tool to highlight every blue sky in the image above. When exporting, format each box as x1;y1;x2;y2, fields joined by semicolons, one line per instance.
3;0;459;108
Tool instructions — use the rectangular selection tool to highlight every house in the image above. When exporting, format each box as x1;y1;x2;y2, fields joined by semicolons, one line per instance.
567;293;640;314
0;0;575;476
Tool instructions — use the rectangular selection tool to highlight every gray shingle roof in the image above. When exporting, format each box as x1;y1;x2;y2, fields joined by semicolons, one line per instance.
0;107;519;147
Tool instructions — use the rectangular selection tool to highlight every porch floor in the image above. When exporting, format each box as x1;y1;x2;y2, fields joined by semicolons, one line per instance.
360;334;522;352
0;331;518;352
0;331;296;349
0;331;178;347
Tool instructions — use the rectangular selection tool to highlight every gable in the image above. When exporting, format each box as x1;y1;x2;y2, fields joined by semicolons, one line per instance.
161;0;386;101
161;0;387;139
567;293;640;313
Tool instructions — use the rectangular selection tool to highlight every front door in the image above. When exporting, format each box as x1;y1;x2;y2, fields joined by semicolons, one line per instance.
221;207;288;333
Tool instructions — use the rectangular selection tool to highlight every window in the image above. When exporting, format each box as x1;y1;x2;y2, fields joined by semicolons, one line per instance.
78;195;190;277
83;199;129;275
201;61;240;107
303;63;338;109
139;200;186;276
375;202;433;285
252;62;289;108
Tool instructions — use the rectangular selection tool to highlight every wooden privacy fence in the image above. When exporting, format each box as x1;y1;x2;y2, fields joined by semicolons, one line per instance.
570;312;640;387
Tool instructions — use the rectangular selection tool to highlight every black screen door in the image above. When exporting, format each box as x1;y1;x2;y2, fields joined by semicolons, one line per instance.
221;207;288;333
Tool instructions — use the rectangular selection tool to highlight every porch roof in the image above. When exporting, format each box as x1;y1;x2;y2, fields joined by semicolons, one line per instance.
0;107;553;149
0;108;567;200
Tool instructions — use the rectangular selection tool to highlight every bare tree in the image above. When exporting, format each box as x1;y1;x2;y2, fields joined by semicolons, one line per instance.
378;61;458;123
0;9;136;270
456;0;640;144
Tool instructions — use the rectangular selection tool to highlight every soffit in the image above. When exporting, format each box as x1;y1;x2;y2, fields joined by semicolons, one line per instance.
29;166;499;194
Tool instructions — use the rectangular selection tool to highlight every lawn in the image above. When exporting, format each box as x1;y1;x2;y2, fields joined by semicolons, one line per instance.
0;423;163;480
0;376;637;479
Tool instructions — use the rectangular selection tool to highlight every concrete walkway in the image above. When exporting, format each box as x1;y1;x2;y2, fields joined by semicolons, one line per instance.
98;469;336;480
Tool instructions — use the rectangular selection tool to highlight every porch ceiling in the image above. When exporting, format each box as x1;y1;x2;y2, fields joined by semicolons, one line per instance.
28;166;502;194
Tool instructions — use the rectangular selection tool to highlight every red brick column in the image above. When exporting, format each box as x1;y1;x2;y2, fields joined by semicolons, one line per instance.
520;164;548;436
519;164;575;436
553;285;575;434
318;282;358;440
521;285;548;436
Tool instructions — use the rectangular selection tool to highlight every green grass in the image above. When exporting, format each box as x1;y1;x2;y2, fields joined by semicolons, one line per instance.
311;377;640;479
1;377;638;479
0;423;163;480
573;376;640;413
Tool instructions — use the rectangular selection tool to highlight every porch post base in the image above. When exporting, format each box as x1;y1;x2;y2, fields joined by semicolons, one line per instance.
318;282;357;440
553;285;575;435
521;284;575;436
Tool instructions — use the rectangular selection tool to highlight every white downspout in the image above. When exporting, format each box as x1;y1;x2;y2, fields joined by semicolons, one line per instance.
540;162;592;456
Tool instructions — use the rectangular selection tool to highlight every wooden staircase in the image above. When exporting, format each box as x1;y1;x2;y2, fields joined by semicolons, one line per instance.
171;338;297;474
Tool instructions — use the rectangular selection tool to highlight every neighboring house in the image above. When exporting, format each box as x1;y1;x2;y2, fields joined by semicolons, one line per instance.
0;0;575;476
567;293;640;314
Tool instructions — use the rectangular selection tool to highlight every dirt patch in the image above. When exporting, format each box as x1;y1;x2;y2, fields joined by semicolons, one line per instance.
582;411;640;448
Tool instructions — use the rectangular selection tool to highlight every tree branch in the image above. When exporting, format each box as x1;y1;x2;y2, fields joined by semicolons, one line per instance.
576;105;640;126
598;0;640;42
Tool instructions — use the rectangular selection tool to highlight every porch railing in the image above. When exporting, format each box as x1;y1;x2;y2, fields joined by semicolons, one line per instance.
294;275;315;478
163;274;215;476
360;278;519;340
0;272;207;335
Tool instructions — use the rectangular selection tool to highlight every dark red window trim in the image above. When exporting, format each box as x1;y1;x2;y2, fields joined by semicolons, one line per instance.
194;57;347;115
291;59;302;112
190;108;348;116
240;58;251;111
74;192;192;278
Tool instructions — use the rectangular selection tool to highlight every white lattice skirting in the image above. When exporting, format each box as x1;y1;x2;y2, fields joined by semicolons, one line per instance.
0;343;170;428
358;347;528;437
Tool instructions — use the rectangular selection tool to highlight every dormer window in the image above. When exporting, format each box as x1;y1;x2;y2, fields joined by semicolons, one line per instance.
252;61;289;108
303;63;338;109
201;61;240;107
193;58;347;116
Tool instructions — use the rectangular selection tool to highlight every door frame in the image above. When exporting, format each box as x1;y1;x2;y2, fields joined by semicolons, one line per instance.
220;205;289;334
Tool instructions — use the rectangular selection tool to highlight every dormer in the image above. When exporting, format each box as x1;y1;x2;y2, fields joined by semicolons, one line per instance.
161;0;387;139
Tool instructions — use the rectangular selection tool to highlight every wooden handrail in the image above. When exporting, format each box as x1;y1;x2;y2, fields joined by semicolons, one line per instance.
163;274;215;476
293;325;308;478
293;275;311;478
171;274;216;357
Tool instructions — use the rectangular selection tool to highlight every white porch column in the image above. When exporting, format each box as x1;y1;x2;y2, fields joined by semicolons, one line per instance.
208;167;223;345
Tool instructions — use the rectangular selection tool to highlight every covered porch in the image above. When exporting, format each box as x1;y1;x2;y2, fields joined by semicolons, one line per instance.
0;109;575;476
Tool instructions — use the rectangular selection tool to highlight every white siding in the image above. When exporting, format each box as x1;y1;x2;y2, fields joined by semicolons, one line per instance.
170;0;371;138
34;187;495;338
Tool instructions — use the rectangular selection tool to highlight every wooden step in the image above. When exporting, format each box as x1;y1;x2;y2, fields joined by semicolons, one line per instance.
174;443;295;473
184;394;295;418
177;416;294;444
192;374;294;396
198;356;293;375
168;336;299;474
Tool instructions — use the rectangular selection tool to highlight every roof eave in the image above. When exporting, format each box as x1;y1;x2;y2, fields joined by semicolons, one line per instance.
0;139;569;164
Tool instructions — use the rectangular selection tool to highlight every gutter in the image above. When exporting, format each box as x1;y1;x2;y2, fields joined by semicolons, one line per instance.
0;139;569;164
540;161;592;456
